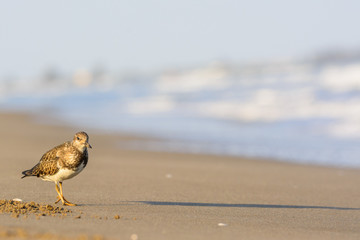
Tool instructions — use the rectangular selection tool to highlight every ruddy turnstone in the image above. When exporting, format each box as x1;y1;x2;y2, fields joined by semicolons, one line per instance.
21;132;92;206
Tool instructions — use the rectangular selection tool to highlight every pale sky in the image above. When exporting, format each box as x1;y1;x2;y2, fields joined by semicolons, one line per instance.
1;0;360;77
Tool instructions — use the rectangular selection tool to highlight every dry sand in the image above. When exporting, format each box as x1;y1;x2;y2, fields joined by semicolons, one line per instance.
0;111;359;239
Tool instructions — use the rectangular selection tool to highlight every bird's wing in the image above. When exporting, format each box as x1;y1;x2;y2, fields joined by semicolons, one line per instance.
31;142;69;177
29;159;58;177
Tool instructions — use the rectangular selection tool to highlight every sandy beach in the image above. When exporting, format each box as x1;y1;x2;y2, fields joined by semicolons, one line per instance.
0;111;359;240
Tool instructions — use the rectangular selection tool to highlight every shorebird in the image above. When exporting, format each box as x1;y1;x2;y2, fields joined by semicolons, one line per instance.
21;132;92;206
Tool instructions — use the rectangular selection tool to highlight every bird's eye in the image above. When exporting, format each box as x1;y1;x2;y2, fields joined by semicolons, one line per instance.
77;137;80;140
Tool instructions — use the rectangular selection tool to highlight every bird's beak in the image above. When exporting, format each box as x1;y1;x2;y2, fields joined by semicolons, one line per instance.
87;143;92;149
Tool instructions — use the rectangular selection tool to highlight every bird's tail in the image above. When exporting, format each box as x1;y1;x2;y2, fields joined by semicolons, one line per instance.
21;169;35;179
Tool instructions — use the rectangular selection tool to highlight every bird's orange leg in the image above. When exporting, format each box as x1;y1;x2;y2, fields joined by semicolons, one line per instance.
57;182;76;206
55;182;65;203
54;183;65;205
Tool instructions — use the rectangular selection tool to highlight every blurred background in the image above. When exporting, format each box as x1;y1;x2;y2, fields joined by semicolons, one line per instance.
1;0;360;167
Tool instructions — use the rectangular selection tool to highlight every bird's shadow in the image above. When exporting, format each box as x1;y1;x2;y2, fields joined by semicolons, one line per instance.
80;201;360;211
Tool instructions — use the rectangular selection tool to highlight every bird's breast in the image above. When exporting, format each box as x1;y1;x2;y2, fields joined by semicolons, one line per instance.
60;147;87;170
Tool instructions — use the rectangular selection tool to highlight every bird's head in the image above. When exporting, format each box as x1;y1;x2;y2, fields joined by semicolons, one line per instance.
72;131;92;152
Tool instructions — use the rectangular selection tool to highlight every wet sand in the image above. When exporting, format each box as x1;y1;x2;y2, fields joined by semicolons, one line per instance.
0;111;359;239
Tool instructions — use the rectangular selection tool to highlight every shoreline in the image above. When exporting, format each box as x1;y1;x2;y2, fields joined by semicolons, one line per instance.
2;108;358;171
0;111;359;239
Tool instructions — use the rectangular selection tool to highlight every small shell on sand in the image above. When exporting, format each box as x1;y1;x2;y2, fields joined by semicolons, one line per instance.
218;223;228;226
12;198;23;202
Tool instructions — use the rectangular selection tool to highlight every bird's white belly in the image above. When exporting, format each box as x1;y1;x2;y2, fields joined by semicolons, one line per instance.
41;163;85;183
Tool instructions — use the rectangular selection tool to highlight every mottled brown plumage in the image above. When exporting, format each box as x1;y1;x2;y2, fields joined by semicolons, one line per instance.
21;132;92;206
22;141;89;178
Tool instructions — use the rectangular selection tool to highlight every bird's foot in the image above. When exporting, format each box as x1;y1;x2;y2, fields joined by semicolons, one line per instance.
63;201;77;206
55;196;77;206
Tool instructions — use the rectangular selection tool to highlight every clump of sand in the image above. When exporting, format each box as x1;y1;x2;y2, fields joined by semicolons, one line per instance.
0;199;71;218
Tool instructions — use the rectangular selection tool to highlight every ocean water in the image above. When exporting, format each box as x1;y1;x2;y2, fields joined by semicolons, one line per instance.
1;56;360;168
